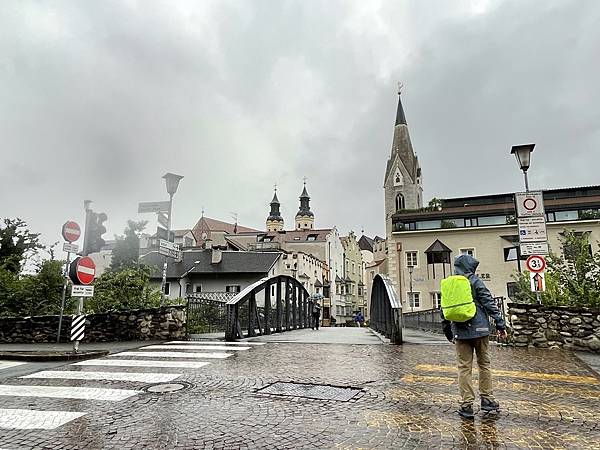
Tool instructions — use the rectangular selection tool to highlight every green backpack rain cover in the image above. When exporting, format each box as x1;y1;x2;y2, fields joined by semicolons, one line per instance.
440;275;476;322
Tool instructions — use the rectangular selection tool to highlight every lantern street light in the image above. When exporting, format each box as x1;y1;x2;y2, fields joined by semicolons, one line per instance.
510;144;535;192
160;172;184;305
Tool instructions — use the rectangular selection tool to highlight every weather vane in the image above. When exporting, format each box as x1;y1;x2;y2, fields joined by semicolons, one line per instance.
303;176;308;186
397;82;404;95
274;182;278;192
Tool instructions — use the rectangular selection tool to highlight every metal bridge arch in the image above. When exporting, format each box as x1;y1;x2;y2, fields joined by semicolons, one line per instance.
370;274;403;344
225;275;313;341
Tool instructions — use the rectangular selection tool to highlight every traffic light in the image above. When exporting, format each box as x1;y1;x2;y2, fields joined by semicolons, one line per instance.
83;211;108;255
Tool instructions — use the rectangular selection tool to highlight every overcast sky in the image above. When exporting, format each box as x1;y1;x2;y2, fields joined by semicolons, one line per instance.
1;0;599;253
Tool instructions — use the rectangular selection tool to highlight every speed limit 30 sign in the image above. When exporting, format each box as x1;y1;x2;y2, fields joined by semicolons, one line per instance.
526;255;546;273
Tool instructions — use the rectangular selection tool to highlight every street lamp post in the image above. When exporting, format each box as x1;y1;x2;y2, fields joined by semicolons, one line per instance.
510;144;540;304
160;172;184;305
408;265;414;312
510;144;535;193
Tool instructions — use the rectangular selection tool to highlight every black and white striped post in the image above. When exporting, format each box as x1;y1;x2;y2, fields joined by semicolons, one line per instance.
71;308;85;352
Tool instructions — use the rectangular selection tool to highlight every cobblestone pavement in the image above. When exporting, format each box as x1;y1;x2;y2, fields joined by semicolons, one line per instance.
1;331;600;449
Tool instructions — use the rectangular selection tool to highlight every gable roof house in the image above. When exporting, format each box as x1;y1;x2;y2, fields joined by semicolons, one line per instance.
140;248;282;300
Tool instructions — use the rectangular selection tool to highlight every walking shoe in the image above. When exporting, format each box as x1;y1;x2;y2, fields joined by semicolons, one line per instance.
457;404;474;419
481;397;500;413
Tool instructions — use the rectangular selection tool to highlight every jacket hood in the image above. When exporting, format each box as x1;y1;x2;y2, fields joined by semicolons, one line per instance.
454;254;480;275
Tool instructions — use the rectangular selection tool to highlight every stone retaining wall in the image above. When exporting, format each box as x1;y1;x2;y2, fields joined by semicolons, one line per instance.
508;303;600;353
0;305;187;343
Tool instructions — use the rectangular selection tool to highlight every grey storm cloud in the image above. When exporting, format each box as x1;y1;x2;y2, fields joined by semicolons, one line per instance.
1;0;599;250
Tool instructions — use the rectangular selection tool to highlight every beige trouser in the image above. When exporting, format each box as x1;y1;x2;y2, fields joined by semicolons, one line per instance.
455;336;494;406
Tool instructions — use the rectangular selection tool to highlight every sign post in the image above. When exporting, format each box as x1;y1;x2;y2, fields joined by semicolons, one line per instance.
67;257;96;353
57;221;81;344
515;190;548;305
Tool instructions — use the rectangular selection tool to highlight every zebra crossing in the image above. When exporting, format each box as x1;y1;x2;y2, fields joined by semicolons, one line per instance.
0;340;265;432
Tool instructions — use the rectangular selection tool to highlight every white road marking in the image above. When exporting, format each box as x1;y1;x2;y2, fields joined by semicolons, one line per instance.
0;361;26;370
0;385;138;401
141;345;250;351
0;408;86;430
20;370;182;383
166;341;265;346
110;351;232;359
73;359;211;369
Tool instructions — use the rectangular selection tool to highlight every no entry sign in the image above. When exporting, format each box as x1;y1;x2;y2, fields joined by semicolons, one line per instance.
69;256;96;285
526;255;546;273
62;221;81;243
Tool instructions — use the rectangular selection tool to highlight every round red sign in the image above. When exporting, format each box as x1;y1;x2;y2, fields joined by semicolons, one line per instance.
526;255;546;273
75;256;96;285
523;198;537;211
62;221;81;243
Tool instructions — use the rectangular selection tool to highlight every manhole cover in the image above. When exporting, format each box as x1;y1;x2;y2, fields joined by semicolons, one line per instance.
143;382;192;394
257;382;362;402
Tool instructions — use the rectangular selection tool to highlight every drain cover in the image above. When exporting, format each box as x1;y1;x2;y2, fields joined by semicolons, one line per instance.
143;382;190;393
257;382;362;402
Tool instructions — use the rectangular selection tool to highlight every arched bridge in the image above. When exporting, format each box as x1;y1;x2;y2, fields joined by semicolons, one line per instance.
225;275;314;341
369;274;403;344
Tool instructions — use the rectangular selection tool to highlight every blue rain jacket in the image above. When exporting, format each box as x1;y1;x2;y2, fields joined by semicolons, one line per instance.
441;254;506;340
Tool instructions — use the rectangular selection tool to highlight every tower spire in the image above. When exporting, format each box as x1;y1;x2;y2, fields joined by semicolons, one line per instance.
395;83;407;126
295;181;314;230
266;184;284;232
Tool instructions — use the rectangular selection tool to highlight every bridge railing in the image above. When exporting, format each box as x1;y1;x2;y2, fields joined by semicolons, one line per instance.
225;275;312;341
369;274;403;344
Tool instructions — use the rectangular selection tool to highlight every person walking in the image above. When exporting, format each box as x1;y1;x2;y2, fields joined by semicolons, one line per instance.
441;254;507;419
355;312;364;327
311;301;321;330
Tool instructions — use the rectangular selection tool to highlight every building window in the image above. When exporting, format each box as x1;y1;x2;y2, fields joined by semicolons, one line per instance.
431;292;442;309
555;210;579;222
406;251;418;267
352;262;355;274
307;234;318;241
464;217;478;227
164;282;171;295
185;283;192;294
193;284;202;293
408;292;420;308
478;216;507;226
226;285;241;294
395;193;405;211
459;248;476;258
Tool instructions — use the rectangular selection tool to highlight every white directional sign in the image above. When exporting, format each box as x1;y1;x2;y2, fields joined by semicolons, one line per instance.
157;212;168;228
63;242;79;254
520;241;549;256
515;191;545;217
530;271;546;292
518;216;548;242
138;201;170;214
159;239;181;259
71;285;94;297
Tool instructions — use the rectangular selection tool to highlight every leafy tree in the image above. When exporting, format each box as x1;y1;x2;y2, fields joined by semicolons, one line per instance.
0;218;43;273
17;260;72;316
512;230;600;307
86;265;160;313
109;220;148;271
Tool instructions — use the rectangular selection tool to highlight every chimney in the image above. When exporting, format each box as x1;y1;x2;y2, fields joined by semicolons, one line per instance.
211;247;222;264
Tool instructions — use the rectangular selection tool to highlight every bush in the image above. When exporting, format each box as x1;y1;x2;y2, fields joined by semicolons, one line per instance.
85;266;161;313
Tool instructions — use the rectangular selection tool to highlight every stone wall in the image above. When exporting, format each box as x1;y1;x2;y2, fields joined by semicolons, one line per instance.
0;305;187;343
508;303;600;353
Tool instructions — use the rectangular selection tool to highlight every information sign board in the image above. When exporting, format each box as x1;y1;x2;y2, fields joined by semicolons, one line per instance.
518;216;548;242
519;242;549;256
71;285;94;297
515;191;545;217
